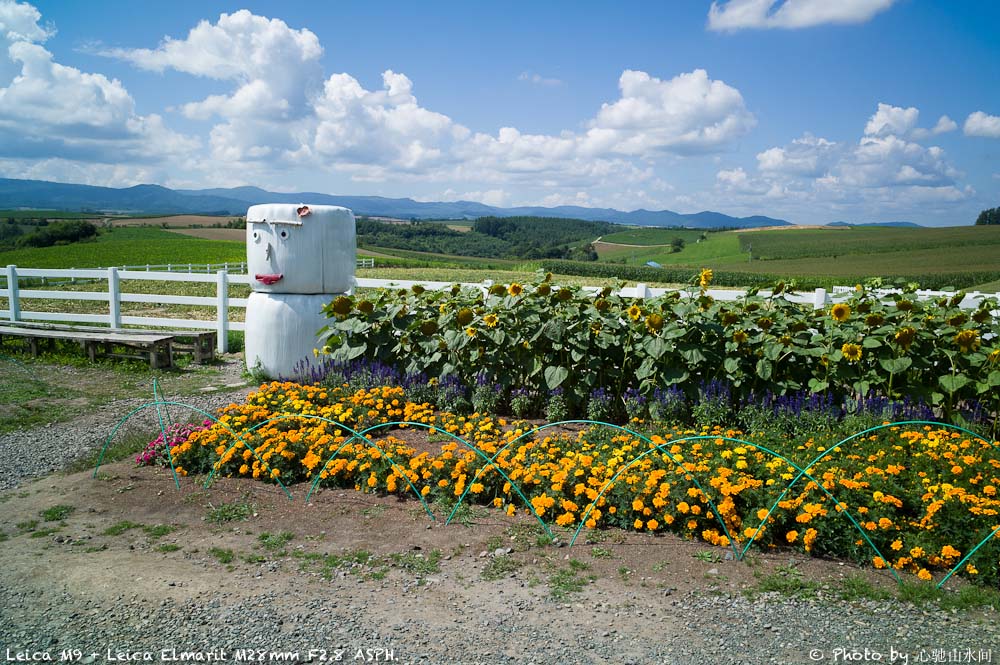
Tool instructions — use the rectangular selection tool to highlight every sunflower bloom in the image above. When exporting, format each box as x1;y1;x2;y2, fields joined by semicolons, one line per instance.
830;303;851;322
699;268;713;288
894;326;916;351
627;304;642;321
508;283;523;296
484;313;499;328
954;329;980;353
841;343;863;363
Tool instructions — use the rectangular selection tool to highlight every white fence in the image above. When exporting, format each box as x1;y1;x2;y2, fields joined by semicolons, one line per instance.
2;265;997;355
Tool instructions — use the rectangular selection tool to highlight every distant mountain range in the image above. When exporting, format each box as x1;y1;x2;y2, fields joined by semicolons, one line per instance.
0;177;794;230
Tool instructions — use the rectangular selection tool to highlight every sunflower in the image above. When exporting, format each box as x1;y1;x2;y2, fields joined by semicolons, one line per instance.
329;296;352;317
756;316;773;331
411;285;425;295
896;299;914;312
698;268;713;288
894;326;916;350
627;304;643;321
536;283;551;296
557;287;573;301
954;329;981;353
595;298;610;312
830;303;851;322
508;283;523;296
465;327;476;338
947;313;967;327
720;311;739;325
988;349;1000;365
864;313;884;327
841;343;863;363
419;320;438;336
645;313;664;333
456;307;474;326
484;313;499;328
732;330;748;344
357;300;375;314
488;284;506;296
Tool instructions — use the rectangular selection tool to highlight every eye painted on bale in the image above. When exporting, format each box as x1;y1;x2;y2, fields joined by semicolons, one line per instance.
252;231;261;242
279;229;289;239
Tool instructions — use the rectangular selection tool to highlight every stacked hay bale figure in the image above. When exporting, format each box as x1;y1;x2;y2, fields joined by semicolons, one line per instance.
244;204;356;378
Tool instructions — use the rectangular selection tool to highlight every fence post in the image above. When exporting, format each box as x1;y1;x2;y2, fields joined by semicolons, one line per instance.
636;282;651;299
813;287;827;310
216;270;229;354
481;279;493;298
5;265;20;322
108;267;121;328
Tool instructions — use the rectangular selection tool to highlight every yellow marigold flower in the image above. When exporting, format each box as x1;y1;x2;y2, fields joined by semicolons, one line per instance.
909;547;925;559
954;329;980;353
841;343;863;363
646;519;659;530
633;518;643;529
891;539;903;551
756;508;770;521
941;545;961;559
878;517;892;529
830;303;851;322
627;304;643;321
873;556;886;569
917;568;932;582
483;313;499;328
786;530;798;543
508;283;523;296
966;564;979;575
699;268;713;288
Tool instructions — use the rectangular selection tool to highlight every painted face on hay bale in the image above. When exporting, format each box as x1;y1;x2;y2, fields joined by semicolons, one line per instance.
246;203;355;294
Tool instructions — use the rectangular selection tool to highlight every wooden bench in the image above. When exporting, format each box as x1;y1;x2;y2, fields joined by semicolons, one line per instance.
0;322;216;369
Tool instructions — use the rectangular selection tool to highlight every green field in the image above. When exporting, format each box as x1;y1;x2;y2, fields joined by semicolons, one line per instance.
739;225;1000;260
0;226;245;269
594;225;1000;288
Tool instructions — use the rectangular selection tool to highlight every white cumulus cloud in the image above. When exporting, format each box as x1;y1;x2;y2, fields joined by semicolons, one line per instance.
708;0;897;31
585;69;756;155
0;14;199;165
963;111;1000;138
756;134;838;176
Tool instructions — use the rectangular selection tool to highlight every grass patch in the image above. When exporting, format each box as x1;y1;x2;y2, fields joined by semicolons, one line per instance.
156;543;181;553
41;504;75;521
243;553;267;564
693;550;722;563
143;524;176;540
897;580;943;605
16;519;38;532
29;527;62;538
748;565;821;599
0;531;7;542
481;556;521;581
103;520;141;536
258;531;294;551
208;547;234;564
205;497;254;523
838;574;892;602
549;559;596;600
939;584;1000;610
389;549;442;575
590;546;614;559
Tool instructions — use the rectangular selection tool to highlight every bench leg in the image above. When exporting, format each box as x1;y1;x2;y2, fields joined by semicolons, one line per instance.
86;342;96;363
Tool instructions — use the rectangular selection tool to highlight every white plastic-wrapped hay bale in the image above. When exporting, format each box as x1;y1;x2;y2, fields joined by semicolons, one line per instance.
243;204;355;378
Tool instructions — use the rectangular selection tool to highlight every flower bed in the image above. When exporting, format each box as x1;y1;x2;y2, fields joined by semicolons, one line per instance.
167;380;1000;587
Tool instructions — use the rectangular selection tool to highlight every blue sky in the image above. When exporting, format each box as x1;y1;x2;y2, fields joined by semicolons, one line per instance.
1;1;998;225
